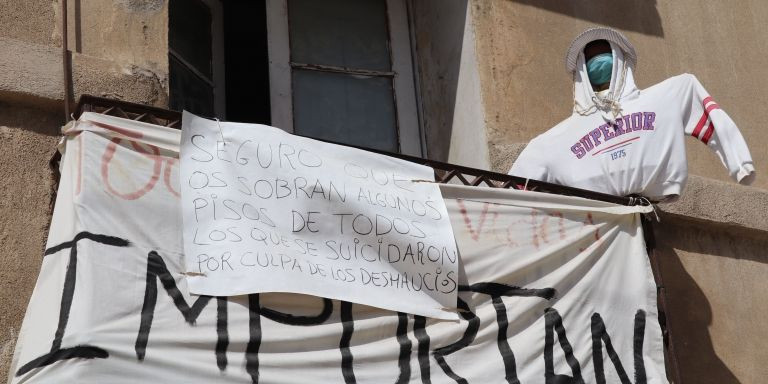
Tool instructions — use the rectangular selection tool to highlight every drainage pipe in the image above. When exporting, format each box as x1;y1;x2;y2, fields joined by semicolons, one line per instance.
61;0;72;122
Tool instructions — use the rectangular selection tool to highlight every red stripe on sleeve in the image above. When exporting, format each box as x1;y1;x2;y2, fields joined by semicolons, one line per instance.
691;112;708;138
703;96;714;105
705;103;720;114
701;120;715;144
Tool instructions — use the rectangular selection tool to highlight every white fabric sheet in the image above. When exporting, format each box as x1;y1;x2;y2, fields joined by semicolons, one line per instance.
9;113;667;383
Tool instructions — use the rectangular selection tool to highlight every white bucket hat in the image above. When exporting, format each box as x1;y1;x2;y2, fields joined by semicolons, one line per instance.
565;27;637;73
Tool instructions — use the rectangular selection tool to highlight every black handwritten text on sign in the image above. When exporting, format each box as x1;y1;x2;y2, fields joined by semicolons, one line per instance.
179;112;459;320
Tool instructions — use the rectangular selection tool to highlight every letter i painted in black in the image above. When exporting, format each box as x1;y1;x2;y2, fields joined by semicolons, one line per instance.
339;301;356;384
245;294;261;384
16;232;130;377
492;296;521;384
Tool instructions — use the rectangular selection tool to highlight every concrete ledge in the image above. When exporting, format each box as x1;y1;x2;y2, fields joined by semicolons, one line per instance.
0;37;167;110
72;54;168;108
659;175;768;235
489;142;526;174
0;37;63;109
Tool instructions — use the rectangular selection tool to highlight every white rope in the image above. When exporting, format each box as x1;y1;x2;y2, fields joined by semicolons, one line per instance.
639;196;661;222
628;196;660;222
574;60;629;125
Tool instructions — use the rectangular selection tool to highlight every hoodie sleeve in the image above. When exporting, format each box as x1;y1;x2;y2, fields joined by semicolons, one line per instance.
680;74;756;185
508;141;549;182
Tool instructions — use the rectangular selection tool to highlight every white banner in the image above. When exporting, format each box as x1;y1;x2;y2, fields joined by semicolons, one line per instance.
180;112;459;320
9;114;667;384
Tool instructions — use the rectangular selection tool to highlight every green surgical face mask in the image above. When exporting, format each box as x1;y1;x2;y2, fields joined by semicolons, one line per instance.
586;52;613;86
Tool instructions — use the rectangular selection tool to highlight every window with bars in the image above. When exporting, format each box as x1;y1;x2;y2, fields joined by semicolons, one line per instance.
168;0;225;118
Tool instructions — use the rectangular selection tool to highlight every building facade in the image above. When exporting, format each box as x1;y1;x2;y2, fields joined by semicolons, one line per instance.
1;1;767;382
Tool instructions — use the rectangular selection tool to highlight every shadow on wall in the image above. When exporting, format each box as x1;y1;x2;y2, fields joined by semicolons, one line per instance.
410;0;468;162
510;0;664;37
0;102;61;136
654;219;746;384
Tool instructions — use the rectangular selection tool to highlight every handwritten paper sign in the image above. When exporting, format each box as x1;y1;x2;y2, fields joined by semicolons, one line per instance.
179;112;458;319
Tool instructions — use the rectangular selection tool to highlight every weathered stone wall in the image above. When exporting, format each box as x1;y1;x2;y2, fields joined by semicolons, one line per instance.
0;0;168;111
0;105;61;382
0;1;169;379
0;0;58;46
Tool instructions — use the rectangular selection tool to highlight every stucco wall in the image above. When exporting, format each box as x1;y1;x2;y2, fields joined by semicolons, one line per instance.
0;0;58;46
0;0;168;111
62;0;168;68
0;1;169;379
655;217;768;383
411;0;490;169
470;1;768;382
0;106;62;381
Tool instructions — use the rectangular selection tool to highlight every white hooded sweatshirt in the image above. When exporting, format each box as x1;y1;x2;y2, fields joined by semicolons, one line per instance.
509;32;755;201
